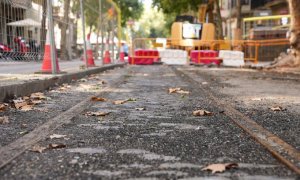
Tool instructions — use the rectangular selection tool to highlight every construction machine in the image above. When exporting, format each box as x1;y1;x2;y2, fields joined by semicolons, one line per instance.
170;3;230;50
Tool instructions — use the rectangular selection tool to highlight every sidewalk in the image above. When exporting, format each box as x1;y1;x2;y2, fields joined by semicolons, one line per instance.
0;60;125;102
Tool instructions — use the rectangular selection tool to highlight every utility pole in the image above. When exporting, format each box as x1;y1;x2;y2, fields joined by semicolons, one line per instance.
80;0;88;68
47;0;57;74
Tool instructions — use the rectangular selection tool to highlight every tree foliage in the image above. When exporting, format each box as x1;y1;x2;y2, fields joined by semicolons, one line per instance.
136;6;172;38
153;0;203;14
113;0;143;26
71;0;143;30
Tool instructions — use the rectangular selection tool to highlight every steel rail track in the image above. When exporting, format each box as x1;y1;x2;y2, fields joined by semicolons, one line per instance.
0;68;129;169
172;66;300;175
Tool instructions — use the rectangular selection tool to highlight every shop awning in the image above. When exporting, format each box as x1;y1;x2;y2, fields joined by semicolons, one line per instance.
7;18;41;27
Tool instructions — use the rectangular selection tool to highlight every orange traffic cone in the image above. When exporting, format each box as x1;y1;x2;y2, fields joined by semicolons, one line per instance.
103;39;111;64
40;30;60;73
86;33;95;67
119;43;125;62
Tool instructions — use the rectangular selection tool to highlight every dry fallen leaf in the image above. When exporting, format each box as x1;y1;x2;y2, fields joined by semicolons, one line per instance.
169;88;181;94
176;90;190;94
270;106;285;111
99;80;106;85
20;105;34;112
193;110;213;116
85;111;110;117
13;99;28;109
50;134;67;139
0;104;8;112
0;116;9;124
202;163;238;174
23;96;30;100
169;88;190;94
78;78;88;82
49;143;66;149
30;92;47;100
135;107;146;111
251;98;262;101
31;100;43;105
113;100;128;105
30;145;47;153
91;97;106;102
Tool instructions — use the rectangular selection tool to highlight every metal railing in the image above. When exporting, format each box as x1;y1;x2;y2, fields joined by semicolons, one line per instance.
131;38;290;64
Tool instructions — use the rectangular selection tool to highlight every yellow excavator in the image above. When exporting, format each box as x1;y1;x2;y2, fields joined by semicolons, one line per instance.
170;3;230;50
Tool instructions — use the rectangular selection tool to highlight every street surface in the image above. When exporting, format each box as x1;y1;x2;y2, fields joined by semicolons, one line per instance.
0;65;299;179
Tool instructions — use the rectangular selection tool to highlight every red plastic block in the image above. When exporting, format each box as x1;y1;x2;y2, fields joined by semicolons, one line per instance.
128;56;154;65
190;50;220;65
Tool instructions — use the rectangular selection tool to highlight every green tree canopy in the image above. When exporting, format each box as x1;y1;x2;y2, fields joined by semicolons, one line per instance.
113;0;144;26
153;0;203;14
71;0;143;30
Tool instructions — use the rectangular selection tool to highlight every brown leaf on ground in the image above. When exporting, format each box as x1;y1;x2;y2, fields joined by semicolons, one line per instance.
23;96;30;100
0;104;8;112
91;97;106;102
31;100;43;105
113;100;128;105
57;84;71;91
193;110;213;116
135;107;146;111
50;134;67;139
99;80;106;85
30;92;47;100
20;105;34;111
13;99;28;109
30;145;47;153
84;111;110;117
202;163;238;174
169;88;190;94
168;88;181;94
48;143;66;149
176;90;190;94
0;116;9;124
251;97;262;101
270;106;285;111
78;78;88;82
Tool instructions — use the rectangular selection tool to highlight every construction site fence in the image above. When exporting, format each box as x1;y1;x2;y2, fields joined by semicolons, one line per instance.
131;38;290;64
0;0;119;62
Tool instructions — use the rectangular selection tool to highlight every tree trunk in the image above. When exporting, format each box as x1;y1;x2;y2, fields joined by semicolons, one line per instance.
95;27;100;60
207;0;214;23
60;0;71;60
234;0;242;40
40;0;47;60
236;0;242;29
288;0;300;65
215;0;224;40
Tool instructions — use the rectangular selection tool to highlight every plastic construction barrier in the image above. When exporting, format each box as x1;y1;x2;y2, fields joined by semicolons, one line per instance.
129;49;160;65
219;50;245;67
190;50;221;65
159;49;188;65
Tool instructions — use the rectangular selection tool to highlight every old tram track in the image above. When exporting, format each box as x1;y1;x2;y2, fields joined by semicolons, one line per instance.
171;66;300;175
0;68;130;170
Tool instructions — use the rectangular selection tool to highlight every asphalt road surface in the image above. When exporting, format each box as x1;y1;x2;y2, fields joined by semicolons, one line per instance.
0;65;299;179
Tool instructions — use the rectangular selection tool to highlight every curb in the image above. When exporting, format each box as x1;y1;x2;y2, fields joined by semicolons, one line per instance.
0;63;125;102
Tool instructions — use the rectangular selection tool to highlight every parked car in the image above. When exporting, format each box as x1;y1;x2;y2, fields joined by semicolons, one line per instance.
0;42;13;60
